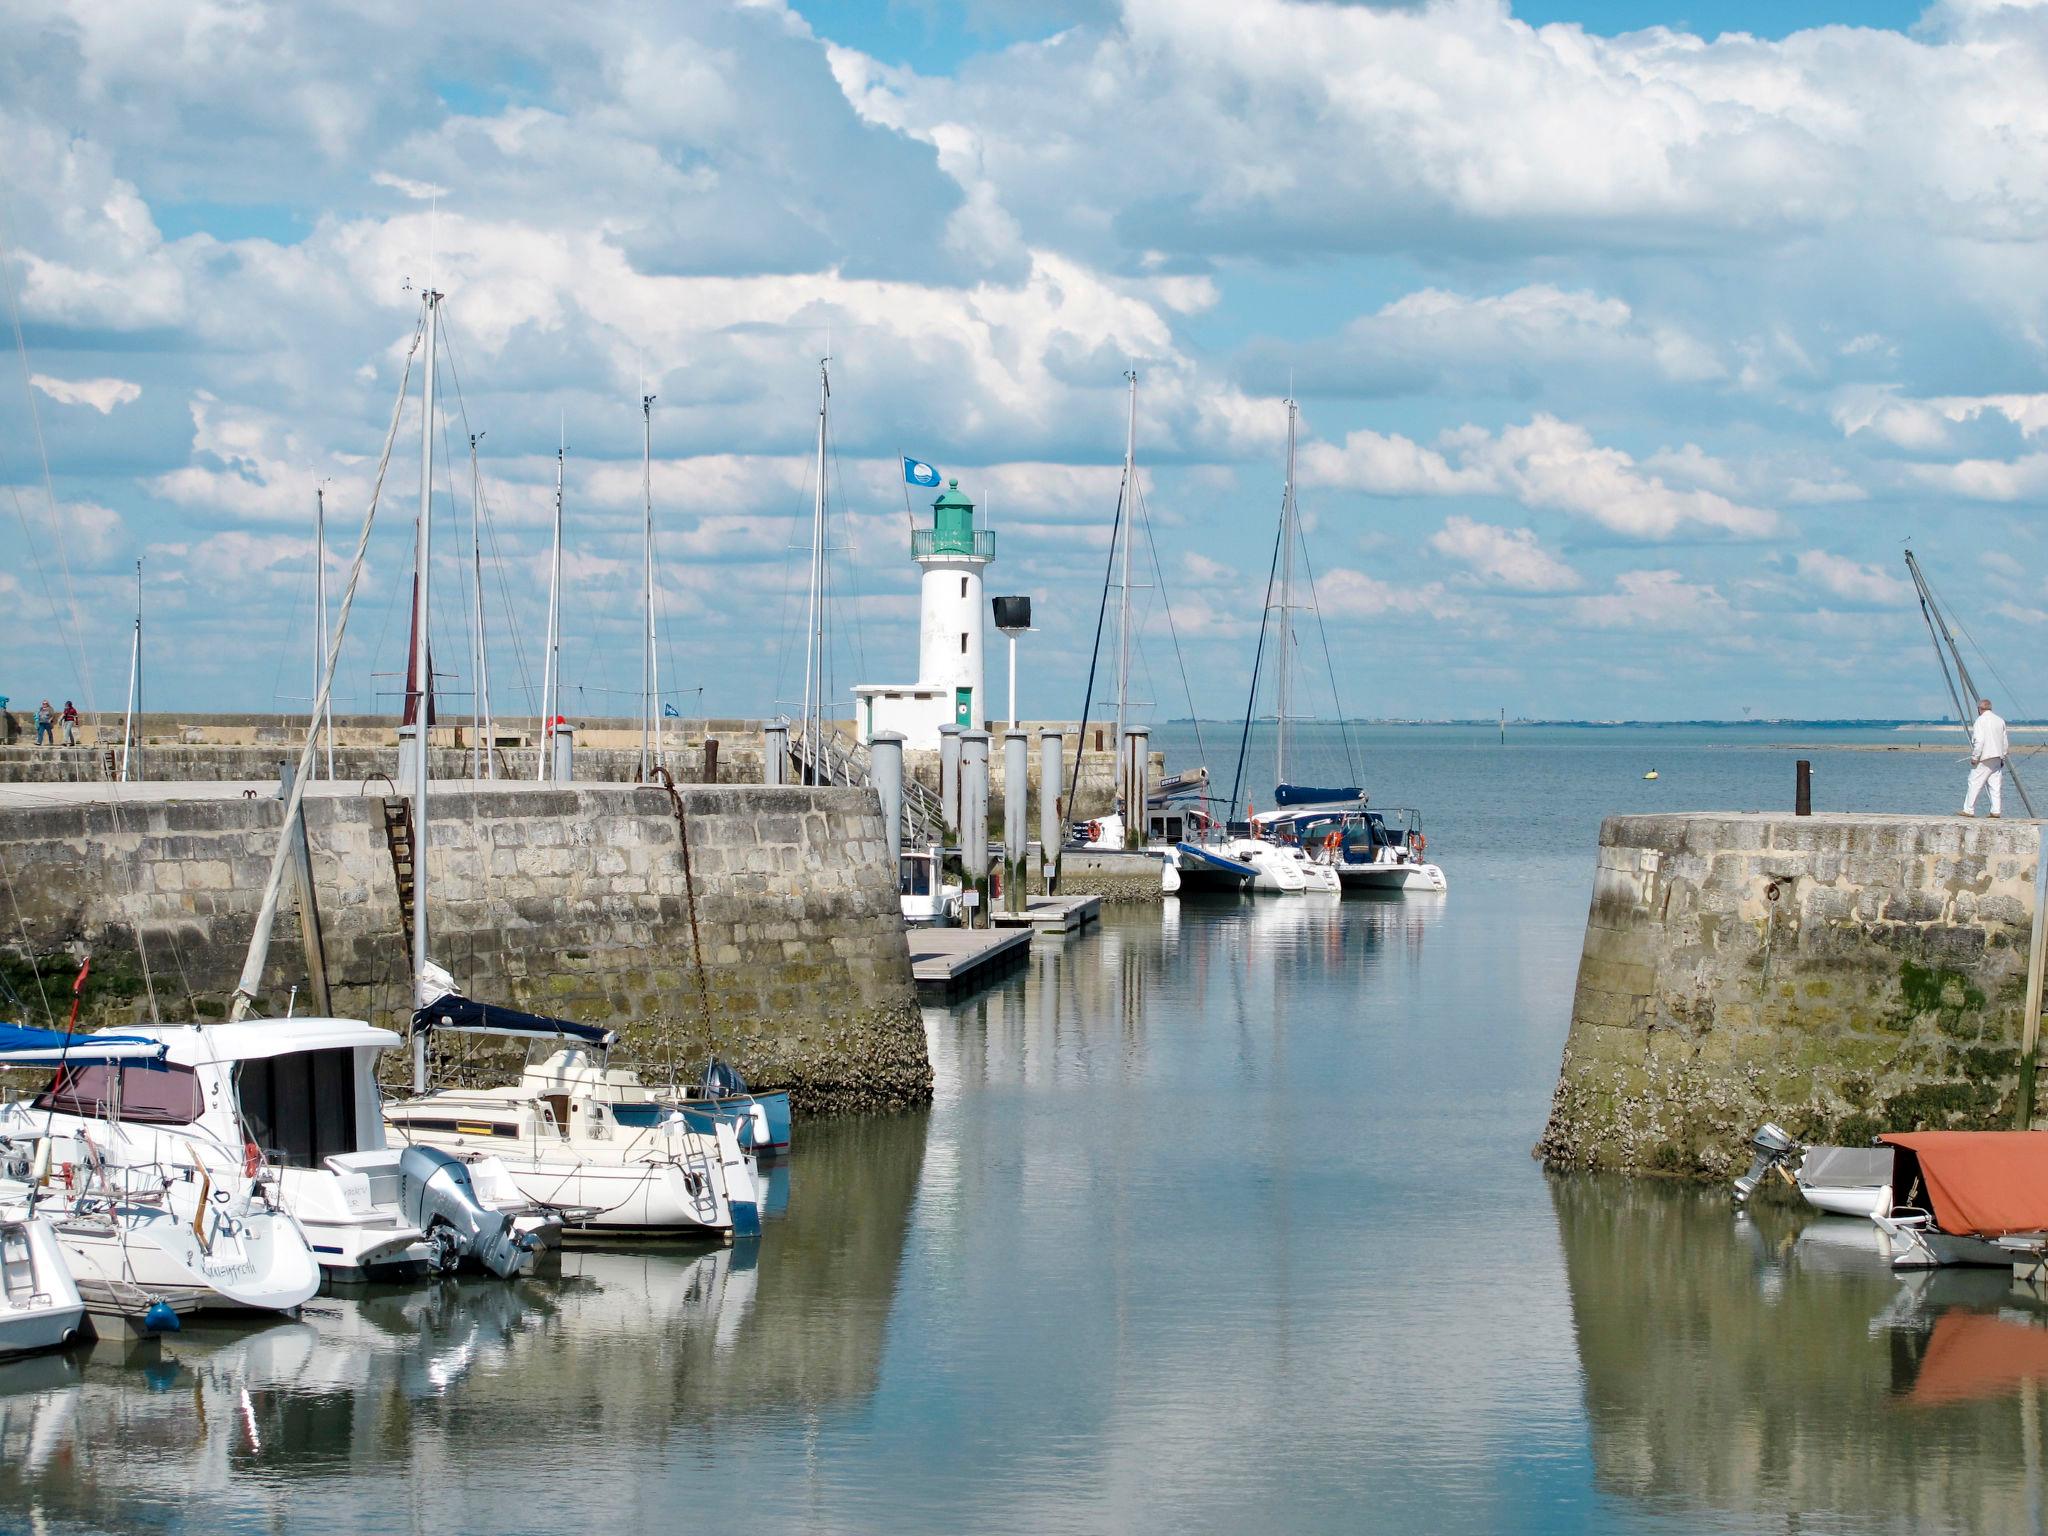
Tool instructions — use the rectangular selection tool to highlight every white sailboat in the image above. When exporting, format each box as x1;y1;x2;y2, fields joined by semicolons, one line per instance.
0;1024;320;1314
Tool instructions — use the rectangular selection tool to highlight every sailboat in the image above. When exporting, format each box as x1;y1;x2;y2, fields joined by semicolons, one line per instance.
1232;397;1445;896
376;332;760;1240
0;1021;322;1314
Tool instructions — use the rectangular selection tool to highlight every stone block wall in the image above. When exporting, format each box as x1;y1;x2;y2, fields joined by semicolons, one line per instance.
1538;812;2040;1178
0;737;765;787
0;782;926;1115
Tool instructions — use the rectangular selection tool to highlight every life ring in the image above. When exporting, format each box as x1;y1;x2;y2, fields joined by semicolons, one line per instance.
1412;832;1426;856
1322;830;1341;852
243;1140;262;1178
1086;821;1102;843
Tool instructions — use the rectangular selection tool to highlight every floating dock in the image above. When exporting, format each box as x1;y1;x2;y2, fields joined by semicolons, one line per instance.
990;894;1101;934
909;926;1034;1000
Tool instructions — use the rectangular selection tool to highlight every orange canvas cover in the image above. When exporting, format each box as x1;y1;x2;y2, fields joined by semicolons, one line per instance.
1908;1311;2048;1406
1880;1131;2048;1236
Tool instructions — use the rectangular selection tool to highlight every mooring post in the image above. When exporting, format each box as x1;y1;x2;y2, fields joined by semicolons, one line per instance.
1795;759;1812;816
276;760;333;1017
2022;822;2048;1127
1124;725;1151;848
961;730;990;928
763;722;788;786
1039;727;1063;893
871;731;905;877
939;725;962;844
1004;730;1028;915
550;719;575;782
704;737;719;785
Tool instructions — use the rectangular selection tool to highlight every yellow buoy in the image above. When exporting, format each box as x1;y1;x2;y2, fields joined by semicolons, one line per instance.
1644;770;1659;781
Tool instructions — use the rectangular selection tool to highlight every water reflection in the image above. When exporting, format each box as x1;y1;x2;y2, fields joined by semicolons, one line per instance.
0;1111;927;1531
1553;1175;2048;1532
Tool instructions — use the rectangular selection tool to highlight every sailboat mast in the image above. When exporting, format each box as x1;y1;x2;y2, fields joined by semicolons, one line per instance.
538;436;564;782
468;433;493;781
120;559;141;782
641;393;656;779
1115;370;1137;767
801;358;829;783
316;487;333;780
411;288;440;1091
1276;396;1297;787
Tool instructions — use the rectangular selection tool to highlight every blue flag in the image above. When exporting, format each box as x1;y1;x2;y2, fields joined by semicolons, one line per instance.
903;457;941;488
662;702;680;717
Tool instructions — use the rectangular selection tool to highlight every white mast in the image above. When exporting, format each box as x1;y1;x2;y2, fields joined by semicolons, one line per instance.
537;431;564;782
410;288;440;1093
1114;370;1137;769
800;357;829;783
119;559;141;782
640;392;657;779
315;486;333;780
468;432;492;781
1276;395;1297;787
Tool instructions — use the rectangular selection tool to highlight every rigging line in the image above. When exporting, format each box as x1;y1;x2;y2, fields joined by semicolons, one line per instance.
1911;553;2035;814
1928;569;2037;735
824;409;867;682
1061;479;1127;835
1135;476;1209;778
1293;516;1358;785
0;847;57;1029
1228;514;1288;823
0;206;96;712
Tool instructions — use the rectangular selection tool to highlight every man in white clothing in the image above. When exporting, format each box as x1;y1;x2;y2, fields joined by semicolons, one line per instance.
1965;698;2009;818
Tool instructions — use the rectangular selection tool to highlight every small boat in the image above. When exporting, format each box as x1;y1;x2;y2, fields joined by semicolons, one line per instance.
0;1023;321;1314
385;984;762;1240
899;844;961;926
1870;1131;2048;1269
1254;790;1447;895
1732;1124;1891;1216
0;1214;84;1359
669;1060;793;1157
1644;770;1659;781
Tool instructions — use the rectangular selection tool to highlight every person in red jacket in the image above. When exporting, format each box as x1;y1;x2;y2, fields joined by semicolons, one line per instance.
60;700;78;747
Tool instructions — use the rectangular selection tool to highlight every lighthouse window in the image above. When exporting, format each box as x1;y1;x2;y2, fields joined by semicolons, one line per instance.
960;577;968;598
960;633;968;654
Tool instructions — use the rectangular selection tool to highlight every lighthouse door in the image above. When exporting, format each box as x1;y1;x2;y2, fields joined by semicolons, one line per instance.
954;688;972;728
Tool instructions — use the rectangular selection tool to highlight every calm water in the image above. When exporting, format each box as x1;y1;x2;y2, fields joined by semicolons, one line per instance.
7;726;2046;1535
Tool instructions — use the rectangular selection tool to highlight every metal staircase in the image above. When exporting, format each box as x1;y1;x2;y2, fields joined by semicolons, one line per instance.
380;797;418;940
788;726;946;845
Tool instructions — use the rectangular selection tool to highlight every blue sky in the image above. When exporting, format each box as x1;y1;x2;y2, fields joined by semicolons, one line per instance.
3;0;2046;725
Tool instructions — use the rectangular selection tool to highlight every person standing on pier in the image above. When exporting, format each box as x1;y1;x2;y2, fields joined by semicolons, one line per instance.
32;699;52;747
60;700;77;746
1965;697;2009;818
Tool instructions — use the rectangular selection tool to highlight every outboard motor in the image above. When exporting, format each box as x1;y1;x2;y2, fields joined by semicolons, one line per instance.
397;1145;538;1279
703;1059;748;1099
1732;1122;1802;1205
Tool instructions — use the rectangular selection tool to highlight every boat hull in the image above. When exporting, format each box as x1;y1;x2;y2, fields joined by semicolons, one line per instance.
1874;1212;2024;1269
672;1091;792;1155
28;1194;321;1312
0;1217;84;1358
1336;860;1448;894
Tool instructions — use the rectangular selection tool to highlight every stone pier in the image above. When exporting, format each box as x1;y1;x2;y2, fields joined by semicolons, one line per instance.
1538;812;2041;1178
0;779;928;1116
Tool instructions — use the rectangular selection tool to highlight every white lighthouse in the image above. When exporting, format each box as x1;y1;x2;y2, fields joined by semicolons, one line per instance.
854;479;994;749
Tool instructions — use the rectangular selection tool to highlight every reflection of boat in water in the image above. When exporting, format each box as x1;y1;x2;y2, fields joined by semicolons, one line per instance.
1893;1306;2048;1405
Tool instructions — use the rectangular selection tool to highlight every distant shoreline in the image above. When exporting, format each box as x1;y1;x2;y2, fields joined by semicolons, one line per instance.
1158;718;2031;730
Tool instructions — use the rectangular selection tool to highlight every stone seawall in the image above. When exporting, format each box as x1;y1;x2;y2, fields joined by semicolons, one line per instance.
1538;812;2040;1178
0;739;765;786
0;781;926;1116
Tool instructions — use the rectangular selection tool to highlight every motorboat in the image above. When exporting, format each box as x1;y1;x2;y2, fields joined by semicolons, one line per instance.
383;985;762;1240
668;1060;792;1157
0;1024;320;1315
3;1019;543;1283
1252;789;1447;895
899;845;961;926
0;1214;83;1359
1222;834;1330;894
1733;1123;1892;1216
1869;1131;2048;1269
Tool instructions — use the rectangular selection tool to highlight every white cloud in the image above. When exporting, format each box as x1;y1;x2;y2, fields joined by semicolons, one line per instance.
1426;516;1578;591
1315;568;1463;621
1301;414;1777;539
1904;454;2048;501
1834;386;2048;451
1571;569;1731;630
372;171;450;202
1795;549;1912;606
29;374;141;413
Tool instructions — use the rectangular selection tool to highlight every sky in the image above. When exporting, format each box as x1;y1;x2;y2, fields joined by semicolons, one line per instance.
3;0;2047;726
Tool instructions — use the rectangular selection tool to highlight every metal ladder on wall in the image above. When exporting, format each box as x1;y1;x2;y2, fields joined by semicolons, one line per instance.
380;797;417;940
787;726;947;845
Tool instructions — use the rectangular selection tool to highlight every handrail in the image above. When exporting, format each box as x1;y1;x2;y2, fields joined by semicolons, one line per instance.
911;528;995;560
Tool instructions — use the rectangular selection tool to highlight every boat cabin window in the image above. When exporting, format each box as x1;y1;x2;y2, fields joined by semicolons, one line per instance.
238;1048;361;1169
35;1063;202;1125
1150;814;1185;842
901;857;933;897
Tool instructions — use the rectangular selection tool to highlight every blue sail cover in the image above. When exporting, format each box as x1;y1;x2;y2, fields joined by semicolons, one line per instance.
1273;783;1365;807
412;994;618;1050
0;1024;168;1067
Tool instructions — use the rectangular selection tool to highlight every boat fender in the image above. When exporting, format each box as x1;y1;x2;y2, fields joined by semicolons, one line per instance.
143;1300;181;1334
749;1102;771;1148
243;1140;261;1178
